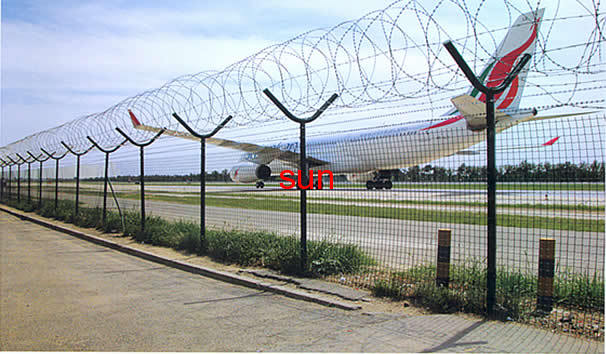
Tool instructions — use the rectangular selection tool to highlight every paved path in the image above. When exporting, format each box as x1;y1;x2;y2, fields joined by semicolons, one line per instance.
0;211;602;352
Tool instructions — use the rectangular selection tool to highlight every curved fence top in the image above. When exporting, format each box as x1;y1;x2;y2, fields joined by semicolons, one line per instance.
1;0;604;160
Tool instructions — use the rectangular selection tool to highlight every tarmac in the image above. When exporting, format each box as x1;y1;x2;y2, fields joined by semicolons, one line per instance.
0;206;603;352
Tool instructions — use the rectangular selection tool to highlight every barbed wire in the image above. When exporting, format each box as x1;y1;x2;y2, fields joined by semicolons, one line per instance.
0;0;604;161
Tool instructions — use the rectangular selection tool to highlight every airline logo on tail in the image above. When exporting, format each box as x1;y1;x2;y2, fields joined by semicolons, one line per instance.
447;9;544;116
477;16;541;109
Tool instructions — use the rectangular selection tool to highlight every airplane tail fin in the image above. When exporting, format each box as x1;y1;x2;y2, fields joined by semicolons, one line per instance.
446;9;544;115
128;109;142;127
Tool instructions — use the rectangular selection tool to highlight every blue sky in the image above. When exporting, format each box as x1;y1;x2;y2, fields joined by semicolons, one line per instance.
1;0;393;146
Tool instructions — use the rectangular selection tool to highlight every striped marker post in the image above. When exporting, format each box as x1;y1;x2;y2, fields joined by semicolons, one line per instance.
436;229;451;287
537;238;556;312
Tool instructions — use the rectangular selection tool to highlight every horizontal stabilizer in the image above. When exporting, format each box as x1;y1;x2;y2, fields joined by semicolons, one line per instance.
451;95;510;130
532;111;600;121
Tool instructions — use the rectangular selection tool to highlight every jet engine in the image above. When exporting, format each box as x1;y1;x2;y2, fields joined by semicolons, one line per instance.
229;162;271;183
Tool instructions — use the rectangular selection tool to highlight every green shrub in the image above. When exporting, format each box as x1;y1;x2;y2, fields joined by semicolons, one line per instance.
175;221;201;253
372;261;604;318
100;211;123;233
309;240;373;275
3;196;375;277
16;200;36;212
122;210;142;237
74;207;103;228
146;216;182;248
267;236;301;274
555;273;604;310
372;279;404;299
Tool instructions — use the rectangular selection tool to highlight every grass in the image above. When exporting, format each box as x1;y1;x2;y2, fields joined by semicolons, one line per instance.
35;184;606;213
371;261;604;319
116;193;604;232
74;180;604;191
208;192;605;213
2;197;374;277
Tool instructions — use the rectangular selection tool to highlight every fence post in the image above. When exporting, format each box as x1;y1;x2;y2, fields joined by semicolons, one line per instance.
537;238;556;312
5;157;22;203
40;148;68;215
0;163;4;201
437;229;452;287
61;142;94;219
17;162;21;203
0;160;7;201
16;153;33;204
39;161;43;206
263;88;338;273
0;160;9;202
8;164;12;201
87;137;127;227
9;158;22;202
443;40;531;316
27;152;48;209
54;160;59;210
27;162;31;203
172;113;232;253
115;125;165;235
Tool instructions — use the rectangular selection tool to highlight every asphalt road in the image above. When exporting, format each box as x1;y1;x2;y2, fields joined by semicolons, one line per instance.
1;211;601;352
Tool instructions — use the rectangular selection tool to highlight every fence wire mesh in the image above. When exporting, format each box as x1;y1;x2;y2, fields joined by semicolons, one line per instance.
1;0;604;342
3;112;603;339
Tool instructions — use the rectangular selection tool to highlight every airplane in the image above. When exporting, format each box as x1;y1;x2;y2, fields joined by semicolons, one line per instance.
127;9;572;190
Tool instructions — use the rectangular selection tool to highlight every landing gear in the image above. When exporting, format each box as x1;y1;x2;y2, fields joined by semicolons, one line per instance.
366;179;392;190
256;181;265;188
366;170;394;190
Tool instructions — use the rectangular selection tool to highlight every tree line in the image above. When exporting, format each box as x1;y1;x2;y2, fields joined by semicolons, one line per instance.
85;161;603;183
393;160;604;182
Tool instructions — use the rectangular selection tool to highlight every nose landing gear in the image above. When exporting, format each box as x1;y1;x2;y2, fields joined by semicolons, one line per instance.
255;181;265;188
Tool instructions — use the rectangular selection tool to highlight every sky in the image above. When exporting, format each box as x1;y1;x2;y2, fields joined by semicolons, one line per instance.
1;0;395;146
1;0;604;176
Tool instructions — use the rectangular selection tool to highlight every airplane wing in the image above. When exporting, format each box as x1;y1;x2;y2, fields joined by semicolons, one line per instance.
452;136;560;156
128;110;329;167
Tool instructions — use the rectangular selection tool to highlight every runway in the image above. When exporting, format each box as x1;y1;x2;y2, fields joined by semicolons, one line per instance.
143;183;605;206
111;182;605;220
51;190;604;276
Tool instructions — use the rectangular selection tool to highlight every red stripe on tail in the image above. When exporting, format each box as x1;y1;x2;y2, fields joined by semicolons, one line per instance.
478;18;540;109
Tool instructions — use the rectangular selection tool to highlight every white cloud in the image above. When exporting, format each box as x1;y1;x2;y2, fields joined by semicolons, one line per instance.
1;0;397;146
1;2;281;146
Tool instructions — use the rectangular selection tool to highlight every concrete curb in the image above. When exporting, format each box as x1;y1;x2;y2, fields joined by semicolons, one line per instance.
0;205;361;311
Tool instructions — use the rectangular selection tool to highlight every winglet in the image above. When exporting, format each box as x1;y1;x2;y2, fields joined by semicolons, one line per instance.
128;109;141;127
542;137;560;146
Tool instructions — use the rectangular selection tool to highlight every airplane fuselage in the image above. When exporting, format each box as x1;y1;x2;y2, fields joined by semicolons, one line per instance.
239;112;534;180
